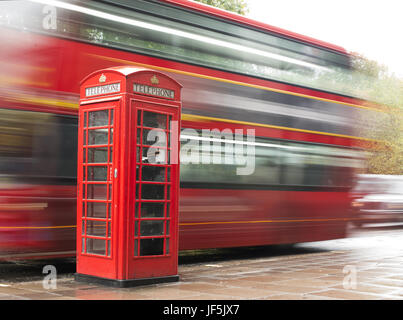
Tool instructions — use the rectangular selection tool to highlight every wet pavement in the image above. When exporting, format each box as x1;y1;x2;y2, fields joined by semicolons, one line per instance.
0;226;403;300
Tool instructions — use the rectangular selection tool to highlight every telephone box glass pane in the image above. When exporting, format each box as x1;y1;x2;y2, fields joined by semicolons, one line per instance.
143;111;167;129
140;220;164;236
141;166;165;181
87;166;107;181
86;220;107;237
87;202;107;218
87;184;107;199
86;238;106;255
89;110;109;127
140;238;163;256
140;202;164;217
142;128;166;146
88;129;108;145
142;147;166;164
87;148;108;163
141;184;165;199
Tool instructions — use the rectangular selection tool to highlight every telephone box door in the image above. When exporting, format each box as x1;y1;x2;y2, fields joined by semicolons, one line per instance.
127;101;180;279
77;100;120;278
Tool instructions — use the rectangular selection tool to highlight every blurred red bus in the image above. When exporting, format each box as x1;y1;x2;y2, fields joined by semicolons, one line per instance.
0;0;373;259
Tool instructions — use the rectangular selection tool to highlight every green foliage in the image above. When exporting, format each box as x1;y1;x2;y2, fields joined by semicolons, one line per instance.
193;0;249;15
352;53;403;175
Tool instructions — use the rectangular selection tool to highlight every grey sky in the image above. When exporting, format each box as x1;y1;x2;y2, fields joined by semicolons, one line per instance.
246;0;403;77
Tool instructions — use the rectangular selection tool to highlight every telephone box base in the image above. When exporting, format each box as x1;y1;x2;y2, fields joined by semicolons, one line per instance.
74;273;179;288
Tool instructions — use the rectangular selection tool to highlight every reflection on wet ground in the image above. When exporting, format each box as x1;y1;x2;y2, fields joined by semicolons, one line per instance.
0;225;402;300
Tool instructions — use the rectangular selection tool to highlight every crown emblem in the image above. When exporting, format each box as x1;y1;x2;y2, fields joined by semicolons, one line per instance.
99;74;106;83
150;75;159;85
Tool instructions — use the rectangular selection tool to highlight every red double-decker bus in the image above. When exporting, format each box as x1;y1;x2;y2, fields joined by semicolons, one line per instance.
0;0;375;259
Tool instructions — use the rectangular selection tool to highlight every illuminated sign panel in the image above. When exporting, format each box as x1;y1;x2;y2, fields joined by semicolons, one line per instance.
85;83;121;97
133;83;175;99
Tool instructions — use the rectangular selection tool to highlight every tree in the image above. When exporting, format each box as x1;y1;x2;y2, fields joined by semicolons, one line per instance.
193;0;249;16
352;53;403;175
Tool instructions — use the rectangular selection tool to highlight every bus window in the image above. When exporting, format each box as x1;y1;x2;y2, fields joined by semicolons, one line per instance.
0;108;77;185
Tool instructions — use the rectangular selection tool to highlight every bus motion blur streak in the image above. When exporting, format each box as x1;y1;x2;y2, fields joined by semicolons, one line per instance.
0;0;375;258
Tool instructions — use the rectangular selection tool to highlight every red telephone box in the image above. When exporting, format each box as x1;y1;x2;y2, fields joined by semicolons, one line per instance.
75;66;182;287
